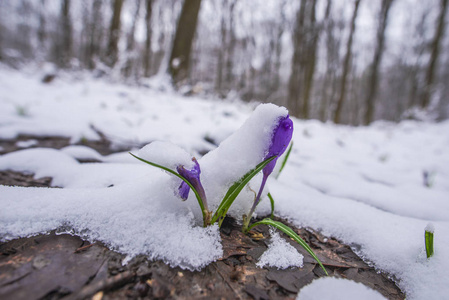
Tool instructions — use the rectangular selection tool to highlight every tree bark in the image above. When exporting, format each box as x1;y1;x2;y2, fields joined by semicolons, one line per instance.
105;0;124;68
334;0;361;124
364;0;394;125
420;0;448;109
169;0;202;85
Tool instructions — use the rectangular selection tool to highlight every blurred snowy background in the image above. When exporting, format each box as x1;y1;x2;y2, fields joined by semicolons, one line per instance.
0;0;448;123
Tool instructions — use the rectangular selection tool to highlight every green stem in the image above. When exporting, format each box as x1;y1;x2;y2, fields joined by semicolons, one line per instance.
425;230;434;258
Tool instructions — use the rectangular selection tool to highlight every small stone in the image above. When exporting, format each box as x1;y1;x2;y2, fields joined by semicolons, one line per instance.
32;255;51;270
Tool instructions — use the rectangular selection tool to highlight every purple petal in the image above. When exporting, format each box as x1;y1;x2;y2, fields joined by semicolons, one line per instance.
176;158;207;203
263;115;294;177
178;181;190;200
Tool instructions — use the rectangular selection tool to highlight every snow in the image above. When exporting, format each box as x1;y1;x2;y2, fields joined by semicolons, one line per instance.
199;103;288;217
16;139;38;148
1;67;449;298
257;229;304;269
425;222;435;234
297;277;387;300
137;141;195;170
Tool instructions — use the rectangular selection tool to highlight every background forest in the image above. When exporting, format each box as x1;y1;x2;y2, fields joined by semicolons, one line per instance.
0;0;448;125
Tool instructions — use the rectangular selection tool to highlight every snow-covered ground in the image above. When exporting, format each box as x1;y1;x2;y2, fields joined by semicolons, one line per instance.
1;66;448;299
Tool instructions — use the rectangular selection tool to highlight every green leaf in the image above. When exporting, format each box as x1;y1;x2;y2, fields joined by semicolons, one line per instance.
249;218;328;276
129;152;207;224
267;193;275;219
425;230;434;258
211;156;277;225
276;141;293;179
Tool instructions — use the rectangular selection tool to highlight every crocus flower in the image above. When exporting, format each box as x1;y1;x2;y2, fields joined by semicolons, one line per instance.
246;115;293;224
176;158;208;209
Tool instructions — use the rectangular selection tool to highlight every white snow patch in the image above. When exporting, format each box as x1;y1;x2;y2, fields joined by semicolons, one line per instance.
425;222;435;233
16;139;38;148
257;229;304;269
297;277;387;300
0;174;222;270
137;141;195;170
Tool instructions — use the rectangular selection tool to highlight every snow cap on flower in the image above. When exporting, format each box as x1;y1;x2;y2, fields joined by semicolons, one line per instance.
138;141;195;170
177;158;206;201
263;115;293;176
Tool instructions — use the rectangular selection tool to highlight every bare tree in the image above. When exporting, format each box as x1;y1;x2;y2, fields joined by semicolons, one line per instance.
319;0;340;121
420;0;448;109
143;0;153;77
169;0;202;85
288;0;319;119
215;0;228;95
215;0;237;96
105;0;124;68
272;0;287;92
85;0;104;70
52;0;73;68
37;0;47;55
225;0;237;92
334;0;361;124
364;0;394;125
122;0;141;78
302;0;318;119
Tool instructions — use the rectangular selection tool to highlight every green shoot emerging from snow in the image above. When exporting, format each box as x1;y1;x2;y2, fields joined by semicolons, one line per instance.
425;223;435;259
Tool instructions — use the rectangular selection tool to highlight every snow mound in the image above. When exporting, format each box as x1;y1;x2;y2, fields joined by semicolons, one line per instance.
257;229;304;269
200;103;288;218
297;277;387;300
138;141;195;170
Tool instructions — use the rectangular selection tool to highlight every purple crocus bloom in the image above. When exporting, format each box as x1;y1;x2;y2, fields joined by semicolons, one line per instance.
263;115;294;177
248;115;293;220
176;158;208;207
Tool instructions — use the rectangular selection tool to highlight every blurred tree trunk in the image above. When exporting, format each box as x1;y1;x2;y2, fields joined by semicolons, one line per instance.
85;0;103;70
122;0;141;78
143;0;153;77
334;0;361;124
302;0;318;119
37;0;47;55
287;0;307;118
215;0;228;95
319;0;341;122
288;0;318;119
272;0;286;92
105;0;124;68
216;0;236;96
225;0;237;92
59;0;72;68
0;15;2;61
364;0;394;125
420;0;448;109
169;0;202;85
407;11;428;110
